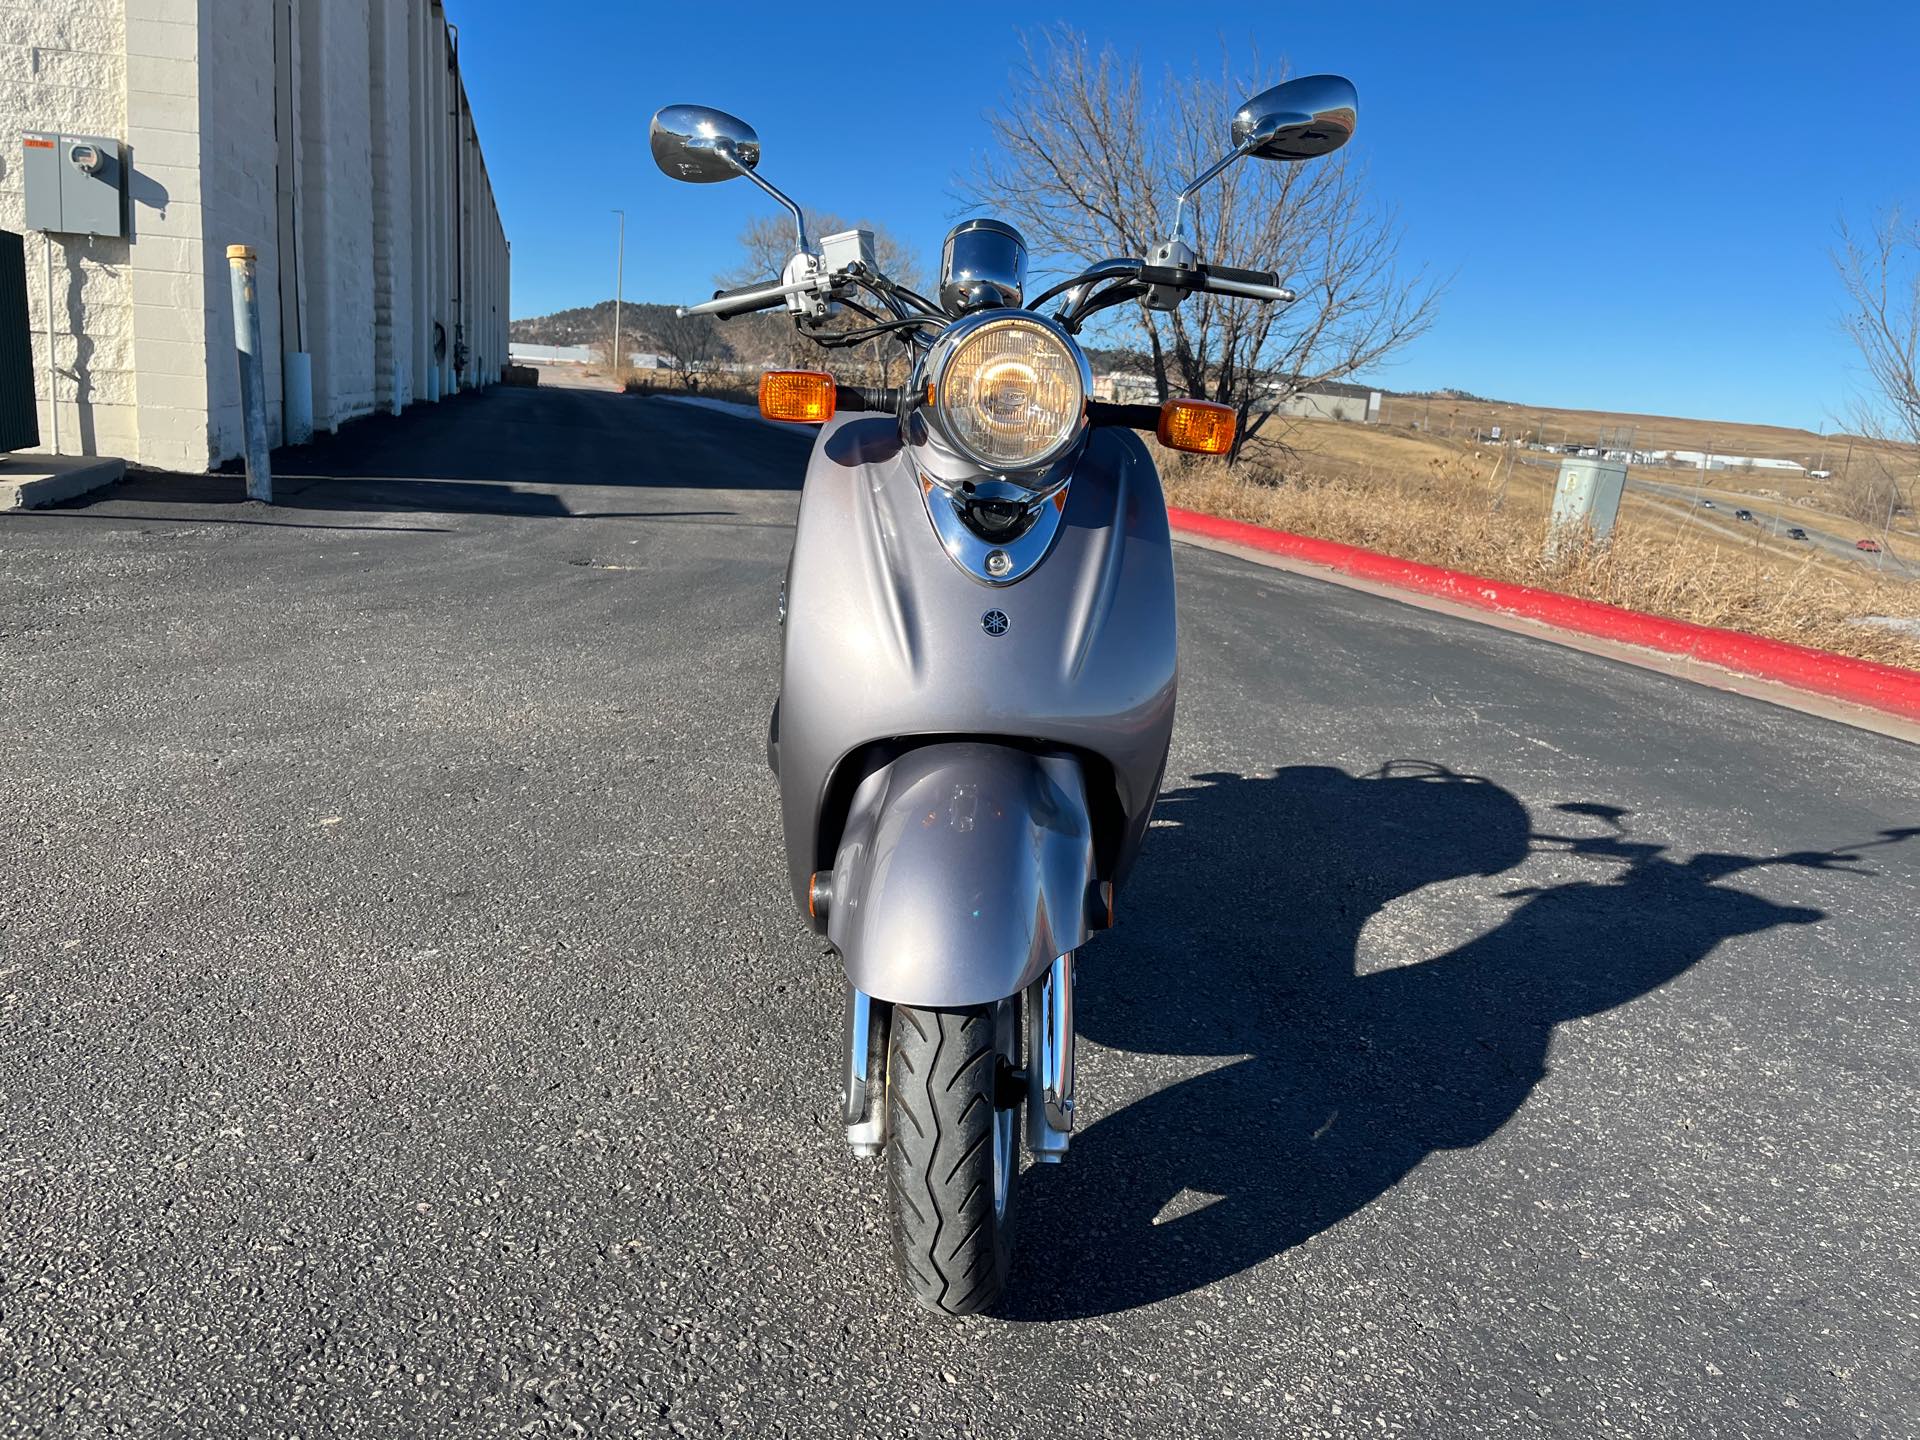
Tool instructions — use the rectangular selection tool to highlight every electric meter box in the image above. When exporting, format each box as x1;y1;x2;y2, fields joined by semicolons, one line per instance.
21;132;127;237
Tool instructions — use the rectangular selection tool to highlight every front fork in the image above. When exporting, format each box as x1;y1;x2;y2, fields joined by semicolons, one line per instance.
1024;953;1075;1162
842;954;1078;1161
842;985;889;1158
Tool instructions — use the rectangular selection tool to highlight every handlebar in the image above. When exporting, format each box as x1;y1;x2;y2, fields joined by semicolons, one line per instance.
1137;262;1295;304
681;277;808;319
1201;262;1296;303
1087;402;1163;430
836;384;901;413
688;254;1294;337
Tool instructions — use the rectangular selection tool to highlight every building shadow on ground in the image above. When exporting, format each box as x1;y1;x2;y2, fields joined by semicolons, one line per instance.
46;386;813;525
85;469;748;524
1000;761;1915;1321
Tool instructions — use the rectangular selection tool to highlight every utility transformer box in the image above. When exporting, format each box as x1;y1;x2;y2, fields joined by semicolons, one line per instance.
1547;455;1628;558
22;133;128;238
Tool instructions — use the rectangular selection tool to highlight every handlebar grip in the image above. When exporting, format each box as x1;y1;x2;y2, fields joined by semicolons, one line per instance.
1203;262;1281;289
1134;262;1293;304
682;278;790;319
1087;401;1163;431
835;384;901;414
1205;276;1296;303
1199;263;1294;303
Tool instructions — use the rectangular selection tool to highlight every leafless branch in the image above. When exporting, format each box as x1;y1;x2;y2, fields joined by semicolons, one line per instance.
968;27;1444;455
1834;209;1920;526
652;310;727;390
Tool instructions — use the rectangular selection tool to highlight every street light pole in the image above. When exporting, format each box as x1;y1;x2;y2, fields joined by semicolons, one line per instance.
611;208;626;374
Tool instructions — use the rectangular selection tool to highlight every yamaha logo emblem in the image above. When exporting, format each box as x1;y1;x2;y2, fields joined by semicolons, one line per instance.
981;609;1009;637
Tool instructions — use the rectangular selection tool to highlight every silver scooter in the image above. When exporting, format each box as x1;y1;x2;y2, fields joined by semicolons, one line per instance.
650;74;1358;1315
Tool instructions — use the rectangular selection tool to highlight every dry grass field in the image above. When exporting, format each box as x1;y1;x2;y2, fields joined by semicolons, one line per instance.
1378;394;1881;469
1376;395;1918;526
1263;418;1909;566
1163;418;1920;672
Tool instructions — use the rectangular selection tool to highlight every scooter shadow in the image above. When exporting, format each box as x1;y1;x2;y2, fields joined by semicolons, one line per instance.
997;762;1904;1322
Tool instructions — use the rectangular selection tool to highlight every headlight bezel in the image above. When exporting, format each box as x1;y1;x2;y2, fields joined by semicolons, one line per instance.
917;311;1092;478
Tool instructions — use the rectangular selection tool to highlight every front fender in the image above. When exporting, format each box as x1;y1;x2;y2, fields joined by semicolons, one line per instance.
828;743;1095;1008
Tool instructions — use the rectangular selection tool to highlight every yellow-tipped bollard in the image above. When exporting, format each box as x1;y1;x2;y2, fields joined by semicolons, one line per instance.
227;244;271;502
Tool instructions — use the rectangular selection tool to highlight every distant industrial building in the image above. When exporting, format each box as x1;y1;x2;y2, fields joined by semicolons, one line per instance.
1648;450;1807;474
1265;380;1382;424
508;344;678;369
1092;373;1382;423
510;344;597;366
6;0;510;473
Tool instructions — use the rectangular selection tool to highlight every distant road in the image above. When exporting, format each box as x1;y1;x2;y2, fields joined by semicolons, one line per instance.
1620;468;1914;576
1505;448;1909;573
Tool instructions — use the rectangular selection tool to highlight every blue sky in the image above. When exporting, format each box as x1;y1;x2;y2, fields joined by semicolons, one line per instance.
450;1;1917;431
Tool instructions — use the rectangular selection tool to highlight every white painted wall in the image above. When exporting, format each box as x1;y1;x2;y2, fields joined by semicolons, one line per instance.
4;0;509;471
2;0;137;459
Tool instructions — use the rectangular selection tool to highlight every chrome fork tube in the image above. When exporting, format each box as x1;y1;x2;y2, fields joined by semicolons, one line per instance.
844;986;888;1157
1025;953;1075;1163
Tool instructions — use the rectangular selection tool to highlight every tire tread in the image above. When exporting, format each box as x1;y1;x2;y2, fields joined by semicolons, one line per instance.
886;1005;1014;1316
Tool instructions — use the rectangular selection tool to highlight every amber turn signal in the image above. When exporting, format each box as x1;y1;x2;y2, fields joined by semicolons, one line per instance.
1157;398;1236;455
760;370;837;424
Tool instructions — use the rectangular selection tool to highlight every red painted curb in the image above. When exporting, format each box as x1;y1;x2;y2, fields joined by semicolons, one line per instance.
1167;505;1920;723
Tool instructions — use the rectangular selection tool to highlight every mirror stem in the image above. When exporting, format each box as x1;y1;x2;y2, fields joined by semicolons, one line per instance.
724;147;812;254
1168;137;1258;247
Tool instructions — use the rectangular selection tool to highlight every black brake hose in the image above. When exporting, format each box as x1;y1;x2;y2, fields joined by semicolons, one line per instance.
1062;281;1149;330
888;283;944;316
809;313;946;348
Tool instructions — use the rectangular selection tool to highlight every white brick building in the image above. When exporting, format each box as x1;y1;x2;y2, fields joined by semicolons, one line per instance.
3;0;509;472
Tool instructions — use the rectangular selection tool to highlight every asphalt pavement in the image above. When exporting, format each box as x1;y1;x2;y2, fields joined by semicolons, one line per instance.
3;384;1916;1438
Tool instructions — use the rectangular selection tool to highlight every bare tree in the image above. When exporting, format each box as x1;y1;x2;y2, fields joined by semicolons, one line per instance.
722;213;926;387
1834;209;1920;528
1837;209;1920;443
652;310;728;391
968;28;1441;456
724;212;925;293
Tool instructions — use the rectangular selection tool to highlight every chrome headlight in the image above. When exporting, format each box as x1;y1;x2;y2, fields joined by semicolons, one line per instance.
923;313;1090;475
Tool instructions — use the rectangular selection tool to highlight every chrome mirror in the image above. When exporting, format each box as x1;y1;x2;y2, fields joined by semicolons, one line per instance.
649;104;760;183
648;103;812;253
1159;72;1358;257
1231;74;1358;161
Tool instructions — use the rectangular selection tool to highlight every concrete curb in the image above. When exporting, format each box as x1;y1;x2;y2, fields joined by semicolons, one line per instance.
1167;506;1920;724
0;455;126;511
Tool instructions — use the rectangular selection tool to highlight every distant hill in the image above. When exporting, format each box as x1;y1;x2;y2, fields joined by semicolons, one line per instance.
511;299;667;349
511;299;790;365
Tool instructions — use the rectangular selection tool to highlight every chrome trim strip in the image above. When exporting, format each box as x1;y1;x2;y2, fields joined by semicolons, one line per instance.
1025;953;1075;1163
844;986;887;1157
920;477;1071;588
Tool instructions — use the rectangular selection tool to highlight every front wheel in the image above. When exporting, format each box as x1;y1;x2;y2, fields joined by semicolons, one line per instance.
885;1001;1019;1315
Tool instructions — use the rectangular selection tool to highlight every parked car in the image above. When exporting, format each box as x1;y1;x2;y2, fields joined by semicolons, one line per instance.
1857;538;1883;553
1787;527;1809;541
1735;508;1756;523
